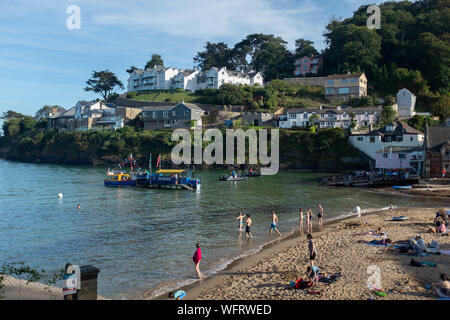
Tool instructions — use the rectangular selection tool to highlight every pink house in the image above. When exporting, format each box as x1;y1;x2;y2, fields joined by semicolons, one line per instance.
375;147;424;171
294;55;323;76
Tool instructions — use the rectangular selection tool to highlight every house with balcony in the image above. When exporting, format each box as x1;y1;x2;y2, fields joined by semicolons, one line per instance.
47;107;76;130
424;124;450;178
324;73;368;102
349;121;424;161
375;146;424;172
293;55;323;77
278;106;381;129
128;66;264;93
142;102;204;130
196;67;264;90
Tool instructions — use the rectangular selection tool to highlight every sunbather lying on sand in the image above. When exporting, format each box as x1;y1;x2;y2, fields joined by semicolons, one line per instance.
431;273;450;297
356;227;387;236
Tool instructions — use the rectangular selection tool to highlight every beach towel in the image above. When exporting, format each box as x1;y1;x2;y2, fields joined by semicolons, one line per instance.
363;241;389;247
410;258;437;267
440;250;450;255
193;248;201;265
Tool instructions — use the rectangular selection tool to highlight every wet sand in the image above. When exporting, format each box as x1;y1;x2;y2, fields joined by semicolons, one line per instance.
150;207;450;300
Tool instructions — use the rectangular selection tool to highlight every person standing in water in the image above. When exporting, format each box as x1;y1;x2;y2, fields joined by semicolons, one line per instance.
270;210;282;237
306;209;313;233
317;204;324;231
236;211;245;231
299;208;304;232
193;243;203;279
245;214;253;238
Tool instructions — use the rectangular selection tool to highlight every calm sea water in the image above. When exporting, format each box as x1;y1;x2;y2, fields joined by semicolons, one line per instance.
0;159;443;299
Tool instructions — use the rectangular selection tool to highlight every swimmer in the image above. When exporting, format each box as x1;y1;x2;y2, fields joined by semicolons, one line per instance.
236;211;245;231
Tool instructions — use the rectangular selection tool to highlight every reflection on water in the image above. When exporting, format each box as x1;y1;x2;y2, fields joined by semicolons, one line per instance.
0;160;445;299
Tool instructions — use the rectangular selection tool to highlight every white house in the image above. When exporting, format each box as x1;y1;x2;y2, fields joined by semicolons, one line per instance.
396;88;416;118
278;106;381;129
349;121;424;160
128;66;264;92
172;69;200;91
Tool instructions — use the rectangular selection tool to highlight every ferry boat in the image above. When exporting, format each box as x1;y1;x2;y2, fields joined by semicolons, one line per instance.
137;169;201;191
104;171;137;187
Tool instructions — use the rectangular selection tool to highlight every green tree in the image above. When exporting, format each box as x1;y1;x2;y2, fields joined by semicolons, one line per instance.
84;70;124;100
126;66;138;74
145;54;164;69
294;39;319;58
381;105;396;124
407;115;438;132
193;42;233;70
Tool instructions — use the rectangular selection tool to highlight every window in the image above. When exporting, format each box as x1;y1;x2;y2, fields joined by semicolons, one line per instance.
303;113;308;119
172;111;176;116
383;153;388;159
163;111;169;118
342;79;348;83
396;136;403;142
399;154;406;159
357;137;364;142
292;121;297;126
370;137;375;143
289;113;297;119
327;80;334;84
410;137;413;142
385;136;392;142
338;87;349;94
184;110;189;116
326;88;333;95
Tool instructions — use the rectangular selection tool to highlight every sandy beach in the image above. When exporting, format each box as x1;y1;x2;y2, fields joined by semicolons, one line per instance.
150;206;450;300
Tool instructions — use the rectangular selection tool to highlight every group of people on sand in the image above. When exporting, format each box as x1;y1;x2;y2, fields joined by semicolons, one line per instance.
428;209;449;235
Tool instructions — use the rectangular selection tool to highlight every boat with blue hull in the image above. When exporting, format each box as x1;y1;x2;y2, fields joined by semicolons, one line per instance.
104;172;137;187
137;169;201;191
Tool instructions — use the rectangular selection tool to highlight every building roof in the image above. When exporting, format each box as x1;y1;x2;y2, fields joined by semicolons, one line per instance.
353;121;423;137
426;126;450;152
55;107;76;118
142;102;204;113
326;73;365;80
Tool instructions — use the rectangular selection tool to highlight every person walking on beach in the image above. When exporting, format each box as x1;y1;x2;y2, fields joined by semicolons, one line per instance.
245;214;253;238
236;211;245;231
317;204;324;231
307;234;317;266
306;209;313;233
193;243;204;279
299;208;304;232
270;210;282;237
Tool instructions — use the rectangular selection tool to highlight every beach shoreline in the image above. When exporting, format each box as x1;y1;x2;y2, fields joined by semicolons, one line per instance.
149;201;450;300
148;205;450;300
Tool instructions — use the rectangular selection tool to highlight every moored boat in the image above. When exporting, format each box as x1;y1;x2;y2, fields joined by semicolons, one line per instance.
104;172;137;187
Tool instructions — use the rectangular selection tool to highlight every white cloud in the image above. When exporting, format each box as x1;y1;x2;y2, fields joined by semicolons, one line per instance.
88;0;326;48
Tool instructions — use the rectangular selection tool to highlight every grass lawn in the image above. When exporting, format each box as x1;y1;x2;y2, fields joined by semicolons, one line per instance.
132;91;200;103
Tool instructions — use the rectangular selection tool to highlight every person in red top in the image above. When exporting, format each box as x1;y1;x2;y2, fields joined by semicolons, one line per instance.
442;168;447;179
193;243;204;279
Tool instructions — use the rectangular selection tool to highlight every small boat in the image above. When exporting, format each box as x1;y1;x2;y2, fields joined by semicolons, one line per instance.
392;216;408;221
392;185;412;190
104;172;136;187
219;175;247;181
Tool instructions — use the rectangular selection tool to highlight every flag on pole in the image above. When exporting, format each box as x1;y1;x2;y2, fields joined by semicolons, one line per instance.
129;153;133;172
149;153;152;173
156;154;161;169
